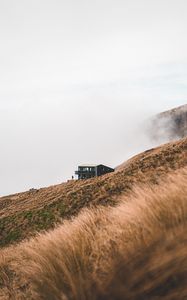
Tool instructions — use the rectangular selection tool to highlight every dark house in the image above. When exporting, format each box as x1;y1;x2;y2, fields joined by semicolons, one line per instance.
75;164;114;180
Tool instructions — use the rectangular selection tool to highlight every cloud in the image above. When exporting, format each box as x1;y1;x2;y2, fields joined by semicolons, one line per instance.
0;0;187;195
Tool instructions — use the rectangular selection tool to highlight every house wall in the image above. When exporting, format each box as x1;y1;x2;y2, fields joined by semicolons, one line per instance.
76;165;114;180
97;165;114;176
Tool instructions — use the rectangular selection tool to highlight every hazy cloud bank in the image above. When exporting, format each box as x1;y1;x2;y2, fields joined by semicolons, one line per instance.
1;0;187;195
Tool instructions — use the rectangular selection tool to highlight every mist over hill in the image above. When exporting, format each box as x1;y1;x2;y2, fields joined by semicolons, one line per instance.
148;104;187;143
0;107;186;298
1;0;187;297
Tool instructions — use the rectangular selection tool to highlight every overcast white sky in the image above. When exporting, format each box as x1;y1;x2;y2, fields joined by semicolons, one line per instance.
0;0;187;195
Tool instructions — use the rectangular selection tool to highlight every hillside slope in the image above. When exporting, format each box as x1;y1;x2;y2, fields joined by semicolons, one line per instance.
0;167;187;299
0;137;187;248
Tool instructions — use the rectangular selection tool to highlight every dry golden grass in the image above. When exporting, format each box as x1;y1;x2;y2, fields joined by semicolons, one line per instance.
0;167;187;299
0;137;186;248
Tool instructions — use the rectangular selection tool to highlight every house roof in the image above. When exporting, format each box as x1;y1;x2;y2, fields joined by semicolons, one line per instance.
79;164;98;167
78;164;114;169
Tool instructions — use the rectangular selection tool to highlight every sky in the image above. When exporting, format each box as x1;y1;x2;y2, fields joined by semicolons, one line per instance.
0;0;187;195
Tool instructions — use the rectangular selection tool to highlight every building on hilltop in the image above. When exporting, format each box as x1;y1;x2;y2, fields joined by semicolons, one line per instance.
75;164;114;180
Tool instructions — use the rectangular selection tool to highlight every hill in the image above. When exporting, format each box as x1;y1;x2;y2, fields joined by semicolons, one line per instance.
0;165;187;299
149;104;187;141
0;137;186;248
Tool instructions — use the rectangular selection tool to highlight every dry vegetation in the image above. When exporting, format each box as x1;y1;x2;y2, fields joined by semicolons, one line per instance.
0;167;187;299
0;137;186;248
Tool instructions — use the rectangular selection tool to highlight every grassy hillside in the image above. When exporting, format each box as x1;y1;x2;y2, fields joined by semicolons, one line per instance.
0;137;187;248
0;167;187;299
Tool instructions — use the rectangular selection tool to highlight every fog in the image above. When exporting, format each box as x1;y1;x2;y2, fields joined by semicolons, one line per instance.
0;0;187;195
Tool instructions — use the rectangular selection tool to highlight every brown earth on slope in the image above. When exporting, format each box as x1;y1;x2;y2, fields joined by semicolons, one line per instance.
0;167;187;300
0;137;186;248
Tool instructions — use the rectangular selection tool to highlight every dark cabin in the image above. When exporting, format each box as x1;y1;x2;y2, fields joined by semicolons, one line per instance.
75;164;114;180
